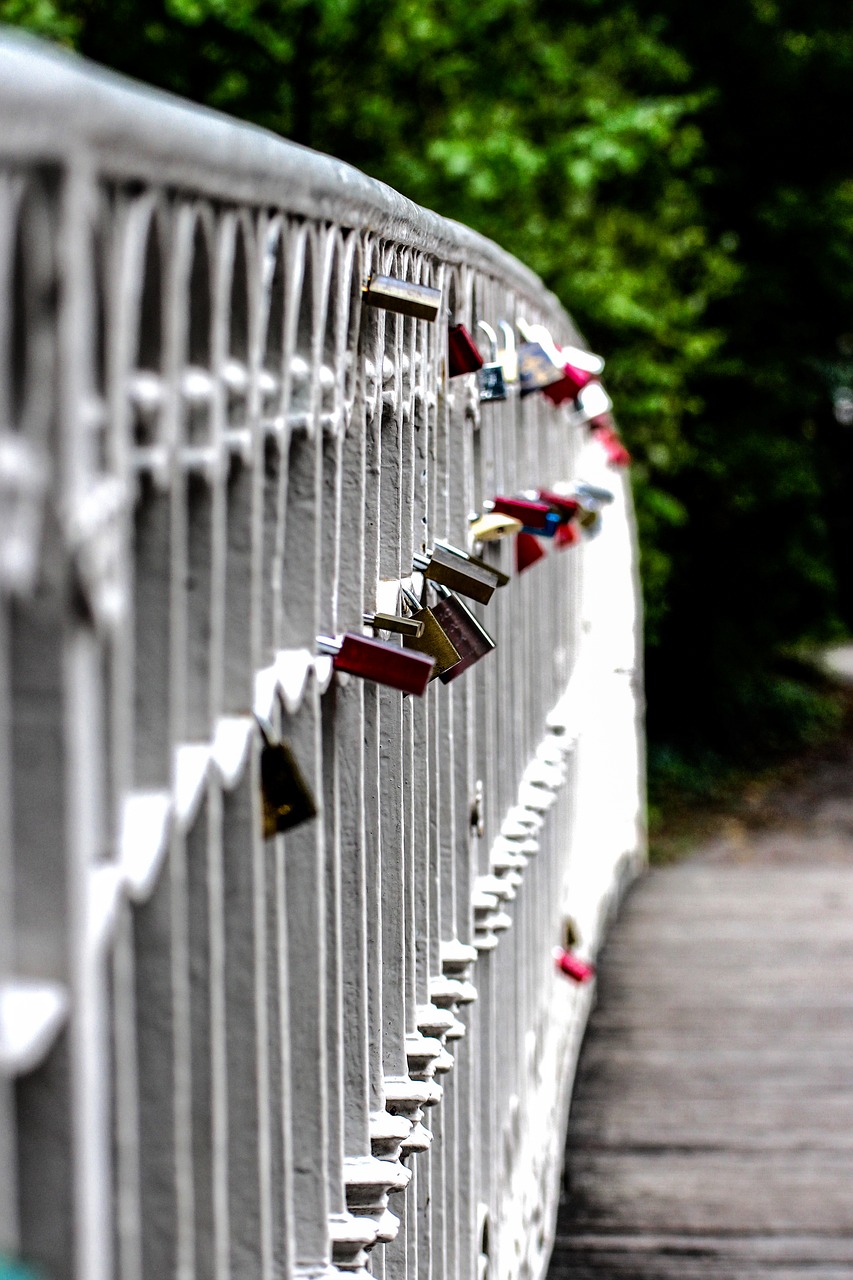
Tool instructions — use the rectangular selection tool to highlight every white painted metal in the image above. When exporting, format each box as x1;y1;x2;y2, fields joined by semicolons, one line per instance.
0;31;645;1280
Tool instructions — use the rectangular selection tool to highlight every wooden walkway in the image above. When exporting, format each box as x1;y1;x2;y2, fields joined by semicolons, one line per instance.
548;842;853;1278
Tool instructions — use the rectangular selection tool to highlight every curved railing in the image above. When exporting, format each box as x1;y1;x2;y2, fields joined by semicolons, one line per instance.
0;30;645;1280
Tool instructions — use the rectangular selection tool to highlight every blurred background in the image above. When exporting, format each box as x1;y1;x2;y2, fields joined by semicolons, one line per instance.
8;0;853;835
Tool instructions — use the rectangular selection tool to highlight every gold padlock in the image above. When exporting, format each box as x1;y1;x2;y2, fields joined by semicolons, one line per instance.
469;512;523;543
258;721;319;838
413;543;499;605
363;274;442;322
434;538;511;588
400;586;462;678
563;916;581;950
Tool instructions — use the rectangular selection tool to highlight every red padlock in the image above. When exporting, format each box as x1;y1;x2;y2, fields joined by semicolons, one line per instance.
448;324;485;377
534;489;581;522
491;496;556;531
542;375;579;407
543;345;605;404
554;521;581;549
317;633;435;696
553;947;596;983
592;423;631;467
516;532;547;573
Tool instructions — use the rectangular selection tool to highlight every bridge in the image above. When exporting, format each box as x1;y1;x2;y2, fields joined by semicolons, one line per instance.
0;31;644;1280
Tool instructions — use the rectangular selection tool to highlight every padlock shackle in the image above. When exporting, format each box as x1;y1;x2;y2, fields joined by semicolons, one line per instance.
316;634;343;656
498;320;516;355
477;321;499;361
399;584;423;612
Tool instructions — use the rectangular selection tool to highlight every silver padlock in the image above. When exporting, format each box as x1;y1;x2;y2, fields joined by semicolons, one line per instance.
476;322;508;403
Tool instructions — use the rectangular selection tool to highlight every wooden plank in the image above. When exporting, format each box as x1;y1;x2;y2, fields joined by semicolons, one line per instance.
548;861;853;1276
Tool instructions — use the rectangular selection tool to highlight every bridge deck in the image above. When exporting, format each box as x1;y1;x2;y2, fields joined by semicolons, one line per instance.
548;807;853;1278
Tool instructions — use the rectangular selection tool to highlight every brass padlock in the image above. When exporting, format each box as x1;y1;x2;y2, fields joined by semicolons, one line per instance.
364;611;424;640
413;543;498;605
257;719;319;838
399;585;462;678
476;322;508;402
563;916;581;950
443;540;511;588
363;274;442;322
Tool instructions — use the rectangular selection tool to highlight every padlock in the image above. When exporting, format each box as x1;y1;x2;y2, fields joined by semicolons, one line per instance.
554;521;580;549
516;531;546;573
574;480;615;506
476;322;508;402
543;345;606;405
498;320;519;383
517;341;565;396
591;423;631;467
363;611;425;640
563;917;581;950
575;380;613;427
470;779;485;837
448;324;485;377
561;343;605;388
363;274;442;322
413;543;498;605
434;538;510;587
531;489;581;523
469;511;523;543
428;584;496;683
399;585;463;678
553;946;596;984
317;632;435;696
488;496;561;537
257;719;319;838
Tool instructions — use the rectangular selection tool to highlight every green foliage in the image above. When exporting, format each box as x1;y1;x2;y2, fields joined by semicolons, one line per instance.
4;0;853;795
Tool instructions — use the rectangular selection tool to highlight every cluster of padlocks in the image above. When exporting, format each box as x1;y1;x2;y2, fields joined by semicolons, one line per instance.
261;271;630;843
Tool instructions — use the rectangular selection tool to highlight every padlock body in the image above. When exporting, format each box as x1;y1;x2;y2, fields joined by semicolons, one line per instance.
431;594;495;683
541;374;578;406
435;538;511;587
478;361;508;402
517;342;564;395
448;324;485;377
554;948;596;983
520;512;560;538
535;489;580;521
403;608;463;677
491;496;554;530
555;521;580;549
421;543;498;604
334;632;435;695
470;512;522;543
516;531;546;573
261;741;319;837
363;274;442;321
462;548;511;587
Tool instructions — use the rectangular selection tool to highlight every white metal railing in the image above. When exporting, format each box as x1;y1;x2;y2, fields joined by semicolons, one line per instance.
0;30;645;1280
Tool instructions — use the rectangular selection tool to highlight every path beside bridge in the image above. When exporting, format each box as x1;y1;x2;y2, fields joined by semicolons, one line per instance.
548;723;853;1279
